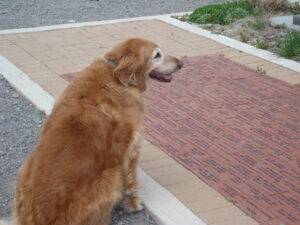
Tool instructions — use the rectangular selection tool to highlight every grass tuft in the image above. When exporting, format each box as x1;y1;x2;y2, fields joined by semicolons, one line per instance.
38;110;46;116
290;3;300;14
188;0;255;25
277;29;300;57
253;40;269;49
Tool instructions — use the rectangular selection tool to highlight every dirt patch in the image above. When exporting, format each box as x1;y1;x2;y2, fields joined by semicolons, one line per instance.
177;11;300;63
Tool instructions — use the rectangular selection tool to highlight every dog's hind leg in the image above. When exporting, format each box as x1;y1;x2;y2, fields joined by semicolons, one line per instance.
122;137;143;213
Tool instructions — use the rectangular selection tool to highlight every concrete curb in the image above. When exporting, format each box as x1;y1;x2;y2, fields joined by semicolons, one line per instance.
0;12;190;35
0;55;55;115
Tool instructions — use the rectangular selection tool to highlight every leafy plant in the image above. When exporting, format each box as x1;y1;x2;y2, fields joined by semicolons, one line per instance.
290;3;300;14
253;40;269;49
240;32;249;42
188;0;255;25
251;6;267;30
252;16;267;30
277;29;300;57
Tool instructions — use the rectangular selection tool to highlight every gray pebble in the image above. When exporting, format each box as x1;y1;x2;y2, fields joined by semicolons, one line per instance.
11;92;19;98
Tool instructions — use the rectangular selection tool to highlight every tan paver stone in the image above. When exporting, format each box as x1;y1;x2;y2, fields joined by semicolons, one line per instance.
166;180;209;193
145;164;188;177
140;157;176;170
140;149;168;162
246;60;278;70
153;170;198;186
187;196;232;213
173;187;221;204
281;73;300;84
229;55;262;64
210;216;260;225
265;65;297;75
197;205;247;224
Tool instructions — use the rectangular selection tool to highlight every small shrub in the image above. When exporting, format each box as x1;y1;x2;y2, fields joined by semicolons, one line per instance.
198;14;212;23
188;1;255;25
252;16;267;30
232;7;250;18
277;29;300;57
240;32;249;42
290;3;300;14
253;40;269;49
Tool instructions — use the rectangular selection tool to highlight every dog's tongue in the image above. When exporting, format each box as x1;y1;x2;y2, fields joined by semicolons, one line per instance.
149;71;173;82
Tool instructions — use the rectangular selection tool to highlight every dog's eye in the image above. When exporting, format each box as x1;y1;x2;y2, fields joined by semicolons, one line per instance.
154;52;161;59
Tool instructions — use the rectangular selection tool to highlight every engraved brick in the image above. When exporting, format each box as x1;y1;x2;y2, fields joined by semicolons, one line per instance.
254;163;283;183
275;193;300;213
252;176;283;194
234;153;258;167
274;208;300;224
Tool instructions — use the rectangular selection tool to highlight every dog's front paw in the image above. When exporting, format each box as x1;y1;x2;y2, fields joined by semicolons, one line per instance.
122;196;143;213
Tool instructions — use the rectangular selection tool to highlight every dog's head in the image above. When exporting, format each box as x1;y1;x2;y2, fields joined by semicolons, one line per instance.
105;38;183;92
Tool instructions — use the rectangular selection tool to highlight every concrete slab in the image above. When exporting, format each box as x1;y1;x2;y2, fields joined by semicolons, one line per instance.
270;15;300;30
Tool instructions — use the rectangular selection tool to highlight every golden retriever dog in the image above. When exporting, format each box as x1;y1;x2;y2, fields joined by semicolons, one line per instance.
8;38;183;225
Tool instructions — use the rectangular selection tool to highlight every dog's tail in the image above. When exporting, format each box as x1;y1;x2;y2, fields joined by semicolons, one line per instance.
0;217;13;225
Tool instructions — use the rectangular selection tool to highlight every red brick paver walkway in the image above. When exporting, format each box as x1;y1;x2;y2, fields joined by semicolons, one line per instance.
143;55;300;225
61;55;299;225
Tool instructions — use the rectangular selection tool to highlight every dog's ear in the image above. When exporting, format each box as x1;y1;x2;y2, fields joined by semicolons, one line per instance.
113;54;138;87
105;46;147;92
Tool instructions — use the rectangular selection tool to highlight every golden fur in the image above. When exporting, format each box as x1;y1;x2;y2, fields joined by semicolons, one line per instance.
12;38;182;225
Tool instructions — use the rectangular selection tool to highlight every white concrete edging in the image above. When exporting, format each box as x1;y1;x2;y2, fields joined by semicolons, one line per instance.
0;54;206;225
139;169;206;225
0;12;190;35
0;55;55;115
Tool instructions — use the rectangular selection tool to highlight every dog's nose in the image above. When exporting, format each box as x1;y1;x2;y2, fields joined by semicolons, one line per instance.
177;61;184;69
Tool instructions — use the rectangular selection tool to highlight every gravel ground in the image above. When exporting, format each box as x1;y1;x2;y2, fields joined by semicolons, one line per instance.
0;0;224;30
0;75;45;217
0;75;157;225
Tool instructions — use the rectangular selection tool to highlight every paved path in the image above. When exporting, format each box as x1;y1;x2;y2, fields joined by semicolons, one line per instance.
0;0;224;29
1;18;299;225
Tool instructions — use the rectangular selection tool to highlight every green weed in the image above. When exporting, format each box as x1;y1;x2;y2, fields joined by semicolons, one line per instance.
290;4;300;14
253;40;269;49
251;6;267;30
225;196;235;204
277;29;300;57
245;211;254;217
38;110;46;116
